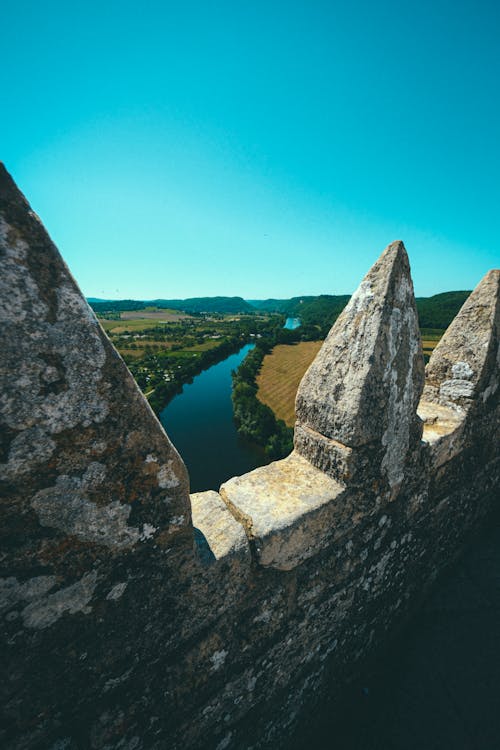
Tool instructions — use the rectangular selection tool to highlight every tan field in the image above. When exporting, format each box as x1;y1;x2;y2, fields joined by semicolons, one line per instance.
257;335;442;427
120;309;190;321
99;310;191;333
422;337;440;359
256;342;323;427
98;318;169;333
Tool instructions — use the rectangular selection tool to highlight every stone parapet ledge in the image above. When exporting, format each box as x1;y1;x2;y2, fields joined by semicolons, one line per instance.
220;452;345;571
293;423;354;485
417;401;464;469
190;490;251;566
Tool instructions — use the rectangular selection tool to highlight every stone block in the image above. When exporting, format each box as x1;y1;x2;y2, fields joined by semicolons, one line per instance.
190;490;250;565
220;452;345;570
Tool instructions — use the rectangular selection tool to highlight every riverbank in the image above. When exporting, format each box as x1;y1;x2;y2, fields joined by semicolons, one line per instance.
230;317;309;459
143;335;248;414
232;342;294;460
96;308;281;415
160;343;267;491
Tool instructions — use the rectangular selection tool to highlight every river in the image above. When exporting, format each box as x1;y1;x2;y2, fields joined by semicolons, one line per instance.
160;343;267;493
284;316;301;330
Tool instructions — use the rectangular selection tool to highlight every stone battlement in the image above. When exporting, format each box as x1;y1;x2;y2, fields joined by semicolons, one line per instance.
1;163;498;750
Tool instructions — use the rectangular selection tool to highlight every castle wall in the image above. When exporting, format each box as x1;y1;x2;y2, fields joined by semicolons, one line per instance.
1;164;498;750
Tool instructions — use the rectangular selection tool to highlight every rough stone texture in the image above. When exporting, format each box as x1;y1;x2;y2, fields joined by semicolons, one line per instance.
295;241;424;493
417;401;463;443
0;163;199;749
294;423;354;484
0;163;191;555
423;269;500;413
191;490;250;564
417;270;500;469
1;164;499;750
220;452;345;570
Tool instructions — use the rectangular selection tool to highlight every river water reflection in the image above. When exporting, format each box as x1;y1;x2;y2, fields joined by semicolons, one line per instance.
160;343;267;493
284;316;301;330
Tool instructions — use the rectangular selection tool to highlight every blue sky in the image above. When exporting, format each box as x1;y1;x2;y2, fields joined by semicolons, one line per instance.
2;0;499;298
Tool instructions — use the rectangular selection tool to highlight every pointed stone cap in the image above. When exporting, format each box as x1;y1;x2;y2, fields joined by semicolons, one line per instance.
0;164;192;574
295;241;424;489
423;269;500;411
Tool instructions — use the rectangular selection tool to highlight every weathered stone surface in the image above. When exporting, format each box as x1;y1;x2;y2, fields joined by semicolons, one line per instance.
423;269;500;412
417;400;463;443
0;163;192;579
295;241;424;490
417;401;465;468
191;490;250;564
220;452;345;570
0;163;201;750
417;269;499;468
1;164;498;750
294;422;355;484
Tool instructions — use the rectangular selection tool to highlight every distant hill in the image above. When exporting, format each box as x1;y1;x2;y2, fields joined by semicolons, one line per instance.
88;297;254;314
415;291;471;329
89;300;146;313
247;295;350;318
88;290;471;330
247;290;471;335
246;299;290;312
248;295;351;336
285;295;351;322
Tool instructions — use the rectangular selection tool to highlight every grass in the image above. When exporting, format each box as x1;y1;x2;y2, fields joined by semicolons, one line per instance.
118;347;169;359
256;342;323;427
186;340;221;352
120;309;189;321
422;336;441;360
117;339;220;360
98;309;190;333
98;318;172;333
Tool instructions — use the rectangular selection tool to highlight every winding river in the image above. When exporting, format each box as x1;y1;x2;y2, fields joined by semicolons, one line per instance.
160;317;301;492
160;343;267;493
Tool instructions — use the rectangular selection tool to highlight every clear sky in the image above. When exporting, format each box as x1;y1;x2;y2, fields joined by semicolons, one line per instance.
2;0;499;299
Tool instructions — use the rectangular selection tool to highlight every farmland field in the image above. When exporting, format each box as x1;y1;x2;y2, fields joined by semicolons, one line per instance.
421;334;441;361
98;317;172;333
120;309;189;321
93;305;280;413
117;340;221;359
256;341;322;427
98;310;191;334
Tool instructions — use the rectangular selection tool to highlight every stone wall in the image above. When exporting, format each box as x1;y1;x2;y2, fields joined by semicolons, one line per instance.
1;163;499;750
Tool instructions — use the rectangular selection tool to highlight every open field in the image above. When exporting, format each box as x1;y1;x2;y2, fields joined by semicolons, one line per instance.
118;344;170;359
99;318;181;333
117;339;221;360
98;308;192;333
256;342;323;427
120;309;190;321
422;334;441;361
